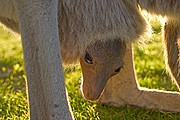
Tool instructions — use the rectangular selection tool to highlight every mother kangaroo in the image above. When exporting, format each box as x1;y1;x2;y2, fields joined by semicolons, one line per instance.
0;0;180;119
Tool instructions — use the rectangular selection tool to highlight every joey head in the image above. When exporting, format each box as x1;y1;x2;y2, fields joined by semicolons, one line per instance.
80;40;126;101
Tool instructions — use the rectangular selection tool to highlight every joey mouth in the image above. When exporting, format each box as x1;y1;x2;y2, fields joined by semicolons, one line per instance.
81;71;109;101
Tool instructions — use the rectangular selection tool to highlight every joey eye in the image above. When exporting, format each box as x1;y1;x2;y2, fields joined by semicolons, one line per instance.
84;52;93;64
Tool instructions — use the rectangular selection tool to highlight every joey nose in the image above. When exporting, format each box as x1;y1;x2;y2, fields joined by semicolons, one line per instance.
111;67;122;77
115;67;121;73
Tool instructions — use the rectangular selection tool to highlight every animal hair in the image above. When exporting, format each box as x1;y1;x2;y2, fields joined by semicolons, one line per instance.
0;0;150;64
162;19;180;88
0;17;19;33
1;0;180;119
138;0;180;21
1;1;180;64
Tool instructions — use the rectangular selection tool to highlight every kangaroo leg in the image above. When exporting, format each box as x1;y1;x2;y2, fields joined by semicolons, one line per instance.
100;44;180;112
13;1;73;119
163;19;180;89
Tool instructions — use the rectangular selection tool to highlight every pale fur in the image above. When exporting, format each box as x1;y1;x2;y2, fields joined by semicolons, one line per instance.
138;0;180;21
59;0;149;63
0;0;180;119
11;0;73;119
100;1;180;112
162;19;180;88
0;0;149;64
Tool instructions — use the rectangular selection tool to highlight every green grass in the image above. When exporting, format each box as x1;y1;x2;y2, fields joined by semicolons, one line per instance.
1;17;180;120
